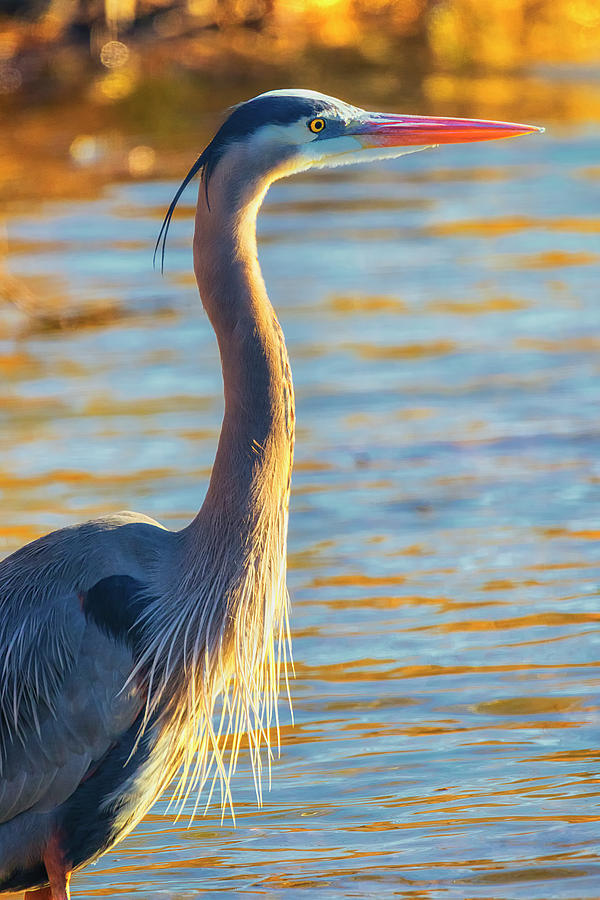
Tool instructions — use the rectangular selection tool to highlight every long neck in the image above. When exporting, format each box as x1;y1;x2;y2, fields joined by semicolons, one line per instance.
191;182;295;534
135;174;296;821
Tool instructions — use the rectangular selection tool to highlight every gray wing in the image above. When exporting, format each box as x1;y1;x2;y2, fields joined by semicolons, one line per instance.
0;583;144;823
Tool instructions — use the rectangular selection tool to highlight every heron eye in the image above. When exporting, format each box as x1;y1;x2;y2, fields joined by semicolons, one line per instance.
309;118;326;134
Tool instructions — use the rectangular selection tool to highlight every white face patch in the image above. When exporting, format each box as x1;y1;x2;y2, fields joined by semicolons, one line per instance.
249;120;314;150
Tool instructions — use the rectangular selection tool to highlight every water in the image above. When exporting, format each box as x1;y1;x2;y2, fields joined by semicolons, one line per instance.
2;81;600;898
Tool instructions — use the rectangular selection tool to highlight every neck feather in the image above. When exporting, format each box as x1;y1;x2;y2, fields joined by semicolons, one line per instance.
192;184;295;529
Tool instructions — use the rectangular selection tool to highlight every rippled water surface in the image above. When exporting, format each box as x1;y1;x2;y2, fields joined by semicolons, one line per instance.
2;81;600;898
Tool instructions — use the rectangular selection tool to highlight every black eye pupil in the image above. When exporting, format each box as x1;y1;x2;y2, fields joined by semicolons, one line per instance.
310;118;325;133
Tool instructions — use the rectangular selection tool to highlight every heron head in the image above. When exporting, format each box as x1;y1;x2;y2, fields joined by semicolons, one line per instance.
155;89;543;269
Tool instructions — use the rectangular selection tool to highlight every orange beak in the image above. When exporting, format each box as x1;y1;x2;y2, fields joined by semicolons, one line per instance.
352;112;544;148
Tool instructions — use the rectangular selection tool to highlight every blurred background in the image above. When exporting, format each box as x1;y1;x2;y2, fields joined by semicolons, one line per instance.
1;0;600;224
2;2;600;899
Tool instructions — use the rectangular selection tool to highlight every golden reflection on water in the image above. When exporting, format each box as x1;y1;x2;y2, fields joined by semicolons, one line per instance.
1;61;600;900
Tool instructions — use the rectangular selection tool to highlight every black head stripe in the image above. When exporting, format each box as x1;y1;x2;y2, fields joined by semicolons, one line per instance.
220;94;332;139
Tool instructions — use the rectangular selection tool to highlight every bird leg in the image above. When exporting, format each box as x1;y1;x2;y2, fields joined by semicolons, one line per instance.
44;833;71;900
24;834;71;900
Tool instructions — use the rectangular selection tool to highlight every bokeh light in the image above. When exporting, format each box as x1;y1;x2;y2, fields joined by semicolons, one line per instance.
128;144;156;176
100;39;130;69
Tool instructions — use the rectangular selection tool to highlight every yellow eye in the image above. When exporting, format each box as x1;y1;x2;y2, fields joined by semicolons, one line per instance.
309;118;326;134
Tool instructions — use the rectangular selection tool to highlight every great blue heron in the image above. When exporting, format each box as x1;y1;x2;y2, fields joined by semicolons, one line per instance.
0;89;542;899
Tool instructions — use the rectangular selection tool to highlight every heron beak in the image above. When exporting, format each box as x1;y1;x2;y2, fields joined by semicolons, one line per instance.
352;112;545;148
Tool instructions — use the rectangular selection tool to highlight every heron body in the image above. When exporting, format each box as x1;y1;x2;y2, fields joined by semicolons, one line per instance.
0;89;542;898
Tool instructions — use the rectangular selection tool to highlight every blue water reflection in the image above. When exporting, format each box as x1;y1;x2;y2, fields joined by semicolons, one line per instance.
2;100;600;899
